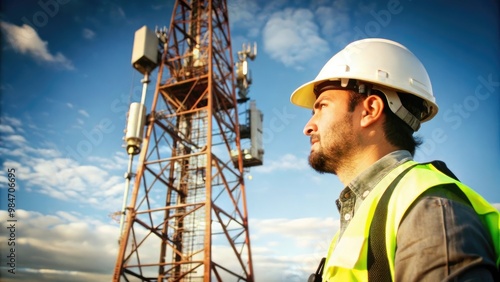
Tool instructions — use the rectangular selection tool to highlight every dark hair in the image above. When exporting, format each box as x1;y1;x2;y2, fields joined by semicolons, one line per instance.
348;90;425;156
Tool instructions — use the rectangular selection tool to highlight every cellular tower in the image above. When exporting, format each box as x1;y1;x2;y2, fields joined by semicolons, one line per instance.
113;0;263;281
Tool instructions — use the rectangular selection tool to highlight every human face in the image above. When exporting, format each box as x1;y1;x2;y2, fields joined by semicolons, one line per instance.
303;89;359;175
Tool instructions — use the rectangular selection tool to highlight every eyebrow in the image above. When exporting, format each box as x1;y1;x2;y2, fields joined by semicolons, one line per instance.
312;96;330;115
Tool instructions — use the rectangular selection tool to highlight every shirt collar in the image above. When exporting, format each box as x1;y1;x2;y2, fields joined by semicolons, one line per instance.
345;150;413;201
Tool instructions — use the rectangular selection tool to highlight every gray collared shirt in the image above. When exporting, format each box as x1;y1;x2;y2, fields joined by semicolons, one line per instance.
335;150;498;280
337;150;412;238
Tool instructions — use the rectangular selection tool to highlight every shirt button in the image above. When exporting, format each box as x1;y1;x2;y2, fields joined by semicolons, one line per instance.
344;213;351;221
363;190;370;198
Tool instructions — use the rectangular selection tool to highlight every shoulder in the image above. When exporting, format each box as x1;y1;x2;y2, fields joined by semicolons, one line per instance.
395;185;498;280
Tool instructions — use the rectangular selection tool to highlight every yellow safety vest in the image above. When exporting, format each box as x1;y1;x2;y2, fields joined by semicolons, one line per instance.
323;161;500;281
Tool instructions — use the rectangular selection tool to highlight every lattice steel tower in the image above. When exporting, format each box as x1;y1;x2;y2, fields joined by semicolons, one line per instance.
113;0;263;281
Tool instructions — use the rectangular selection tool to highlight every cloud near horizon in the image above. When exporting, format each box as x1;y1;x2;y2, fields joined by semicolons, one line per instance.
0;209;117;282
0;209;339;282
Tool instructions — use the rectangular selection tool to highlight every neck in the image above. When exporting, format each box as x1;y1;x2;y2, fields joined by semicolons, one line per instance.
336;142;399;186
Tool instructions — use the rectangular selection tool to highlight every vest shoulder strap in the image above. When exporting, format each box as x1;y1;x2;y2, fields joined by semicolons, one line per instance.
367;163;418;281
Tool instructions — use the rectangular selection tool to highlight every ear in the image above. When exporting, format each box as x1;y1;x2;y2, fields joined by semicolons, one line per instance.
360;95;385;128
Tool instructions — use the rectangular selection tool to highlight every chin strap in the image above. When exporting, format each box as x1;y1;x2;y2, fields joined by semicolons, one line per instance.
373;86;421;131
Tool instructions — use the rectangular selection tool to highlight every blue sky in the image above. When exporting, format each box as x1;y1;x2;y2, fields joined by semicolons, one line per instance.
0;0;499;281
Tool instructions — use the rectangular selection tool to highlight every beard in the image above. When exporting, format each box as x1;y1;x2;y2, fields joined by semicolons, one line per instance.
308;113;356;175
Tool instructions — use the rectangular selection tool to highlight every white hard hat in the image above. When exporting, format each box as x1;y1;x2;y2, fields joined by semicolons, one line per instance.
290;38;438;130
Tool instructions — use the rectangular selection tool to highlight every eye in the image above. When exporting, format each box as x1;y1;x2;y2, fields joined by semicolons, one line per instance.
317;103;327;110
312;99;329;115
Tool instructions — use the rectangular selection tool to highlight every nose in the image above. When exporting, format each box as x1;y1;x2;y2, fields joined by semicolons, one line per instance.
303;116;317;136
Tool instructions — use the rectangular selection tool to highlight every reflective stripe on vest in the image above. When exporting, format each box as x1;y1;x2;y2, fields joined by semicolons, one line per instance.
323;161;500;281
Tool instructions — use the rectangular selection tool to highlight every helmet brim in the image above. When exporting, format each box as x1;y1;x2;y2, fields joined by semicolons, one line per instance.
290;77;439;123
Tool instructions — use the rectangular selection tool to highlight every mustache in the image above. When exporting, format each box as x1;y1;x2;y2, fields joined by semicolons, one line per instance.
310;135;320;144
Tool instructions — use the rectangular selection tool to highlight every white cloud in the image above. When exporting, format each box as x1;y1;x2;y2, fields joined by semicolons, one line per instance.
24;146;61;158
3;134;27;143
0;174;7;184
0;210;117;282
82;28;95;40
1;134;61;160
0;123;123;209
263;8;329;69
78;109;89;117
254;153;308;173
0;208;337;281
0;209;337;282
229;0;259;23
18;156;124;207
314;1;352;47
0;124;15;134
230;1;356;69
492;203;500;211
66;103;74;109
250;216;339;281
87;152;129;171
1;116;22;127
0;21;75;70
251;217;337;249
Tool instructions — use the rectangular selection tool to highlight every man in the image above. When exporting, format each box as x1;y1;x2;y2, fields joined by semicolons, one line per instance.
290;38;500;281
